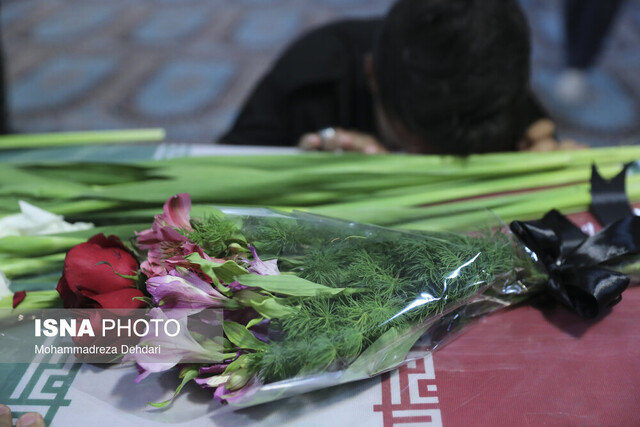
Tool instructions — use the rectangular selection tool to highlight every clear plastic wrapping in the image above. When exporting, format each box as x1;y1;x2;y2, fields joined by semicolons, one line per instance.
121;195;548;407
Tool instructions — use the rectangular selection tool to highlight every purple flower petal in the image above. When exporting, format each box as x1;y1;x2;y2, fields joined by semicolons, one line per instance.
146;270;227;317
213;383;227;402
248;319;270;343
214;377;260;404
223;308;259;325
199;364;229;375
226;281;248;292
123;308;224;381
246;246;279;276
135;194;195;278
163;193;192;230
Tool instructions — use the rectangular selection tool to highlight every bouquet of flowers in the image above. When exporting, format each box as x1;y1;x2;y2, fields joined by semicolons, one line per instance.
129;194;547;406
43;180;637;407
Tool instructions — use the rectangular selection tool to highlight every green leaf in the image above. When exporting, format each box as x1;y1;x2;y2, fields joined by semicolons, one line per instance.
247;297;297;318
185;253;249;284
246;317;264;329
223;354;250;374
149;366;198;408
182;331;225;361
223;321;267;351
233;290;297;319
235;274;346;297
342;325;428;382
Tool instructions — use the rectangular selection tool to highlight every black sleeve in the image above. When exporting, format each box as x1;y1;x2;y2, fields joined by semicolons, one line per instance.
218;71;290;146
522;90;549;126
218;23;349;146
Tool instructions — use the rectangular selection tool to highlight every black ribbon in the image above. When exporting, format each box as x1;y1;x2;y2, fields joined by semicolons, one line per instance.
590;163;633;225
510;165;640;318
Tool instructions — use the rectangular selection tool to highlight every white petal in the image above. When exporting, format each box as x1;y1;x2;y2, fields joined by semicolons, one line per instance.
19;200;62;224
203;374;230;388
0;201;93;237
0;268;11;299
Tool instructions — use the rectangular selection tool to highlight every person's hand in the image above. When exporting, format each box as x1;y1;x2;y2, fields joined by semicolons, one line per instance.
519;118;588;151
298;128;388;154
0;405;45;427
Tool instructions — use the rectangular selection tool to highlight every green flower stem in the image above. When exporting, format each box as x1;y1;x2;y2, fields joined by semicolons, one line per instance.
0;146;638;234
145;145;640;176
0;235;85;257
398;174;640;231
0;199;121;219
48;223;149;240
45;199;123;216
313;162;627;214
0;290;62;309
0;128;165;150
0;253;66;279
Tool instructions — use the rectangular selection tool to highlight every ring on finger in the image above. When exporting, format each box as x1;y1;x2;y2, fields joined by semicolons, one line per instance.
318;127;336;146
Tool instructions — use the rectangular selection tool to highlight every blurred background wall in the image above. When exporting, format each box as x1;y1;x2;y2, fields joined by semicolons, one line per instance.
0;0;638;147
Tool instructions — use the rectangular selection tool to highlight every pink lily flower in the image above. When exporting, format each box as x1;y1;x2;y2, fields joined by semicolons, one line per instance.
194;372;258;404
137;194;194;277
141;193;192;239
124;308;224;382
244;246;279;276
146;269;227;317
213;377;259;404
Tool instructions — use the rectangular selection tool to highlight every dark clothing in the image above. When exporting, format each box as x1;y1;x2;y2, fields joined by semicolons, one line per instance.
220;19;546;149
0;2;9;134
221;19;379;146
565;0;625;69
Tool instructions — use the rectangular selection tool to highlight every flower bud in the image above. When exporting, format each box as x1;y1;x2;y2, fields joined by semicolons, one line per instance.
227;243;244;253
226;368;251;390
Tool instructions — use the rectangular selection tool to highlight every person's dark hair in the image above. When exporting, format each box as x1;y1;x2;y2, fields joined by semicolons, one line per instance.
373;0;532;154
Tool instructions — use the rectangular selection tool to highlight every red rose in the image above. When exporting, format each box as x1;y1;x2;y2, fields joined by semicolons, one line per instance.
56;234;146;309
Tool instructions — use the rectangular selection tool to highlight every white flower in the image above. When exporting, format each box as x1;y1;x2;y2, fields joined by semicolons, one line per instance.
0;268;10;299
0;201;93;238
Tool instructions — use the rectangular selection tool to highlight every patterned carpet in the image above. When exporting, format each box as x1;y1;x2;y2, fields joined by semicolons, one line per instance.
1;0;639;146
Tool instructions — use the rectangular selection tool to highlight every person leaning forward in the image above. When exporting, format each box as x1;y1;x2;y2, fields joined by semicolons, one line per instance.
220;0;583;154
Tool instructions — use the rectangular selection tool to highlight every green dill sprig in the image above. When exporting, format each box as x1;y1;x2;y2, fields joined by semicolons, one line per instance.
187;214;247;257
189;210;540;384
